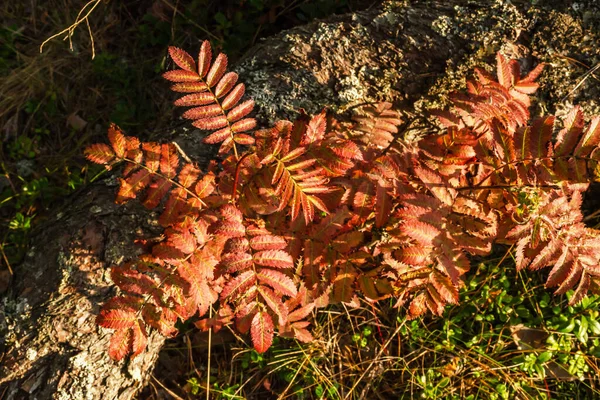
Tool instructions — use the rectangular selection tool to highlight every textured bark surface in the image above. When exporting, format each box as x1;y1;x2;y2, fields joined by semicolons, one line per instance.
2;0;600;398
0;184;166;400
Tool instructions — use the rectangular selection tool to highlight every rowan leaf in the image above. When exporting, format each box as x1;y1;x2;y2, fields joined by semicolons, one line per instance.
287;303;315;323
108;124;127;158
108;328;133;361
131;320;148;357
221;252;254;273
257;268;297;297
168;47;196;72
258;286;288;325
163;70;201;83
254;250;294;269
251;311;274;353
221;270;257;300
85;143;115;165
198;40;212;78
97;308;137;330
215;72;238;98
207;53;228;87
250;235;287;251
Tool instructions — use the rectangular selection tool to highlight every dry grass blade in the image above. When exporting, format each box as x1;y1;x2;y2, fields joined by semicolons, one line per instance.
39;0;104;58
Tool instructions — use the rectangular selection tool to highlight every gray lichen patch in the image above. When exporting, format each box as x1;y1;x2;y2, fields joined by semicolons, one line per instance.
1;296;32;348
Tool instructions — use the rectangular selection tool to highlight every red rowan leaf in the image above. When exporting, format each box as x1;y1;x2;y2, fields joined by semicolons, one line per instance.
178;254;218;311
569;272;590;306
305;110;327;144
159;188;187;226
227;100;255;122
231;118;257;133
131;320;148;357
288;303;314;322
168;47;196;72
250;235;287;251
575;116;600;157
399;246;430;266
331;231;364;254
400;220;440;245
198;41;212;78
251;311;274;353
110;265;158;297
221;270;256;299
116;170;151;203
222;83;245;110
514;81;539;94
375;181;392;228
194;174;216;198
177;164;201;188
85;143;115;165
353;102;401;148
163;70;201;83
254;250;294;269
221;252;253;273
220;204;244;222
152;244;186;264
216;221;246;238
192;115;228;131
224;237;250;253
166;224;196;254
174;92;215;106
108;124;127;158
108;328;133;361
169;82;209;93
215;72;238;98
142;304;179;337
258;286;288;325
556;263;583;295
521;62;545;83
425;284;446;316
182;104;223;120
529;116;555;159
234;134;255;145
292;326;314;343
142;142;161;172
143;177;172;209
203;127;231;144
331;262;356;303
430;270;459;304
413;164;455;206
257;269;297;297
207;53;228;87
408;292;427;319
280;146;307;163
555;106;585;157
97;308;137;330
496;52;513;88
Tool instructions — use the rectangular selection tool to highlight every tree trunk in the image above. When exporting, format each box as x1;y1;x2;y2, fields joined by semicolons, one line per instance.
2;1;599;398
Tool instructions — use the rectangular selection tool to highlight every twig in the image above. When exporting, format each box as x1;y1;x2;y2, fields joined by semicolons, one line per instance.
559;61;600;103
39;0;103;58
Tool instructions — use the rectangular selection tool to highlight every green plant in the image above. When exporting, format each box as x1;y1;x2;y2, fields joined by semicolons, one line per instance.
85;42;600;364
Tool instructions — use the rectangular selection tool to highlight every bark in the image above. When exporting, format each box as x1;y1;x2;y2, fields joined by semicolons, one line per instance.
2;0;600;398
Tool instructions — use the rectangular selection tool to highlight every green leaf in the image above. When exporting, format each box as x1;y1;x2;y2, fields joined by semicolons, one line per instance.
438;377;450;388
589;317;600;335
537;351;552;363
577;316;589;344
559;318;575;333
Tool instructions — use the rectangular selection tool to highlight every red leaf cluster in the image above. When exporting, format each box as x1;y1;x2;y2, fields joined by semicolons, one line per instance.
85;45;600;360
